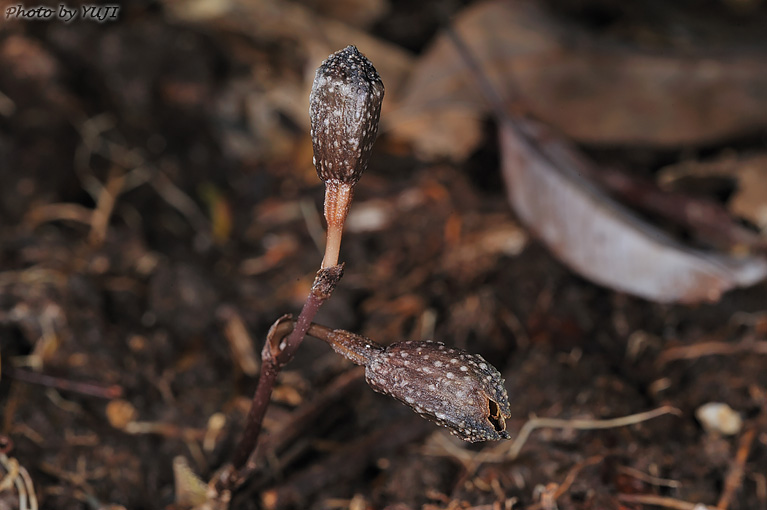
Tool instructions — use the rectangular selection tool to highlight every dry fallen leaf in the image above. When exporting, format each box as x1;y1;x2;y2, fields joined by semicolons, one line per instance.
390;0;767;159
173;456;222;509
499;118;767;303
441;219;528;278
301;0;390;28
163;0;412;164
162;0;412;105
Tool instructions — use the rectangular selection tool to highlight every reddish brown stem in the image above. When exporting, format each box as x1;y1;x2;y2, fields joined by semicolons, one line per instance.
219;266;344;492
306;323;381;366
321;181;353;268
227;360;280;474
6;367;123;399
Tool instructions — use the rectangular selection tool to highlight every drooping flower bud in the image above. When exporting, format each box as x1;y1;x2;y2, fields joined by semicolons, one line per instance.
365;341;511;442
309;46;384;268
306;323;511;442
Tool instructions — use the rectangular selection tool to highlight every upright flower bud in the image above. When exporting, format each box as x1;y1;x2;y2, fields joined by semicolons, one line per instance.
309;45;384;268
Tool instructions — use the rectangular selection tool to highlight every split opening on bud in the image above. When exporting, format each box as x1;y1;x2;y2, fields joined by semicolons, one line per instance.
309;45;384;268
488;399;507;436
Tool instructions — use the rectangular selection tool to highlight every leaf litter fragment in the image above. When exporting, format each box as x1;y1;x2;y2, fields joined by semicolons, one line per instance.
390;0;767;159
498;118;767;303
444;20;767;304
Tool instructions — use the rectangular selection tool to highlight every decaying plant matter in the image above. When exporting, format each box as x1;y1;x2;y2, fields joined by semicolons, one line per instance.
216;45;510;496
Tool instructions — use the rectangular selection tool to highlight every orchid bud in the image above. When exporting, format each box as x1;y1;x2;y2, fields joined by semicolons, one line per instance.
309;45;384;268
310;45;384;186
307;323;511;442
365;341;511;442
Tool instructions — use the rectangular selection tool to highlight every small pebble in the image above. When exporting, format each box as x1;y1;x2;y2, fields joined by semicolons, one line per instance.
695;402;743;436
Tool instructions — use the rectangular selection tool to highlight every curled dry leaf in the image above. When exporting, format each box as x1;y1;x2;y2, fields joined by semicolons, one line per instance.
499;119;767;303
390;0;767;159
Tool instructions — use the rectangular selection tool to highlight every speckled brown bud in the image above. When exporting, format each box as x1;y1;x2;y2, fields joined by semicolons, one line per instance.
309;45;384;186
307;323;511;442
310;46;385;268
365;341;511;442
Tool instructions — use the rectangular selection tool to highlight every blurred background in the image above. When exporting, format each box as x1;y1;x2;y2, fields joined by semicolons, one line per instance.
0;0;766;509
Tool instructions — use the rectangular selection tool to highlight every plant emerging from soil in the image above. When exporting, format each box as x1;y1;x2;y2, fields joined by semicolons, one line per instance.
215;45;511;496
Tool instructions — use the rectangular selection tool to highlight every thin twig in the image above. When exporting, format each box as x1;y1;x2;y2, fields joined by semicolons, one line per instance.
525;455;604;510
618;465;682;489
18;465;37;510
0;453;38;510
24;203;94;228
658;340;767;366
5;368;123;400
217;305;259;377
121;421;206;440
505;405;681;460
422;406;679;476
88;167;126;247
717;427;756;510
150;169;211;236
751;472;767;510
0;454;19;492
618;493;714;510
425;432;482;472
550;456;603;502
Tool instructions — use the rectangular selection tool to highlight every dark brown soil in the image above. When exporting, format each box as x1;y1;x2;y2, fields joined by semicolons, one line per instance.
0;2;765;509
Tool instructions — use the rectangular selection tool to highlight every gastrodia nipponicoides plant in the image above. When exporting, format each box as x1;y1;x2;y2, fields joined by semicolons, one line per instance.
310;325;512;442
309;45;384;268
